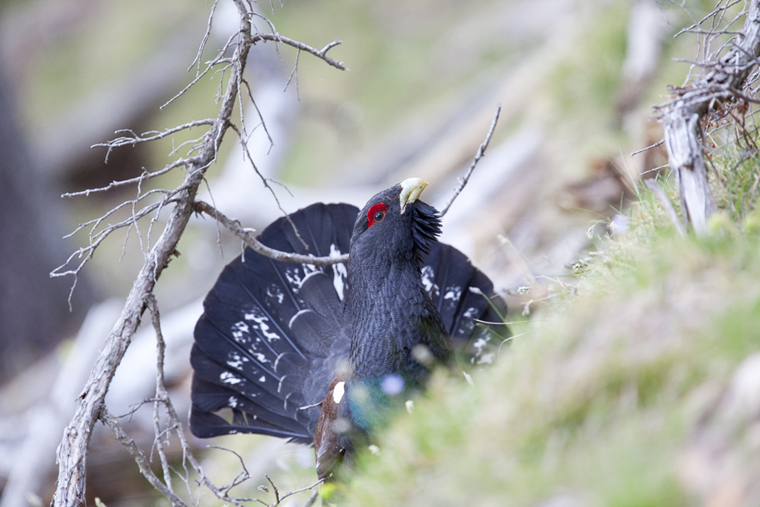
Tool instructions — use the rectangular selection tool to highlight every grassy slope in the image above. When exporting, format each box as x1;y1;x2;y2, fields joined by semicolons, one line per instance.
340;176;760;505
335;3;760;504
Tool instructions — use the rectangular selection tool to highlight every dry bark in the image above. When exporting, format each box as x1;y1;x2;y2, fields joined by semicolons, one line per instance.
659;0;760;234
51;3;254;504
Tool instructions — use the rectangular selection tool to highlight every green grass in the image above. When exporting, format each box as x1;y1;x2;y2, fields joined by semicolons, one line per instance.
549;2;629;120
336;174;760;505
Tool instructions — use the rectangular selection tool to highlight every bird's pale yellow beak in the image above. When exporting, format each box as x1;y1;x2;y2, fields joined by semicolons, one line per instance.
399;178;428;214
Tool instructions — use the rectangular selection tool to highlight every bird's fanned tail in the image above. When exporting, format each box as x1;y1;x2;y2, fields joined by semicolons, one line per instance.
190;202;507;443
190;203;356;443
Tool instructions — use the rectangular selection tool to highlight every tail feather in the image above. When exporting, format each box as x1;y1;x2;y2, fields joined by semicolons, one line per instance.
189;358;309;432
191;320;287;399
422;242;508;363
297;271;346;330
191;375;314;442
190;204;356;443
190;201;508;444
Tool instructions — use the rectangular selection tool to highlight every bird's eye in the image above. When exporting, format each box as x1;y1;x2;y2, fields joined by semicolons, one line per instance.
367;202;388;229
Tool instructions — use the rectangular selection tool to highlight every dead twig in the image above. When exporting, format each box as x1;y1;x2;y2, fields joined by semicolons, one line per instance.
631;139;664;157
92;119;216;162
61;159;191;198
252;33;346;71
440;103;501;217
144;296;248;507
99;408;188;506
189;0;221;75
194;200;349;265
226;122;309;250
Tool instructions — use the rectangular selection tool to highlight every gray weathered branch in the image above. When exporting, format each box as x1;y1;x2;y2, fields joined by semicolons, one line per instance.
194;200;349;265
659;0;760;234
53;2;260;505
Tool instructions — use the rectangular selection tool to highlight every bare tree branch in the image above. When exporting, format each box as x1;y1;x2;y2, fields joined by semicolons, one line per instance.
99;408;187;507
252;33;346;71
144;296;247;507
284;48;301;97
440;103;501;217
194;200;349;265
241;77;275;151
189;0;221;75
50;191;183;309
226;121;310;250
657;0;760;234
61;159;191;198
162;30;241;110
50;1;350;504
52;2;261;504
147;296;175;497
92;119;216;162
631;139;664;157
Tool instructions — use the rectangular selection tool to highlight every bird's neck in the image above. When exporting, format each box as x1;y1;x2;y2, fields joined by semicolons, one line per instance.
346;258;448;381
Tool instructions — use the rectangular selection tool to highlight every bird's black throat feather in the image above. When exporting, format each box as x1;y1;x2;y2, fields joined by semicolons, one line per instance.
410;201;441;265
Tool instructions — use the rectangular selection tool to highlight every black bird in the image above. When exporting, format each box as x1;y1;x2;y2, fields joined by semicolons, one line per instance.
190;178;507;479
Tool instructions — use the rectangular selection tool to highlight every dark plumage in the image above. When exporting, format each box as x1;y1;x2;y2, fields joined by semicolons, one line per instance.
190;178;508;479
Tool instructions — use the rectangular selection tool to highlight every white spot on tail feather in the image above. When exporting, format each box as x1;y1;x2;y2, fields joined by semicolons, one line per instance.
333;381;345;403
473;337;489;354
227;352;244;369
463;307;478;318
478;352;495;365
244;307;281;343
444;286;462;302
267;286;284;304
421;265;440;298
420;265;435;293
330;244;347;301
231;321;249;343
220;371;241;385
284;268;305;289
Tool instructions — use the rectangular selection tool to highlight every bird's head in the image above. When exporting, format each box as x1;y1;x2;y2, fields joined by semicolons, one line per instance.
349;178;441;267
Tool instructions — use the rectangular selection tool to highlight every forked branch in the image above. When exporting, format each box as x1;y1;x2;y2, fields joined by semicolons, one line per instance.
656;0;760;233
51;1;345;505
195;201;349;265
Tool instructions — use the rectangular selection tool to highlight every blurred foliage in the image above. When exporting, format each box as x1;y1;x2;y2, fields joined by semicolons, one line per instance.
24;0;207;124
266;0;520;185
549;2;629;119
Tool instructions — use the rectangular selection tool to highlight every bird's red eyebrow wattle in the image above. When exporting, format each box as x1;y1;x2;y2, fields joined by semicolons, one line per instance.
367;202;387;229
